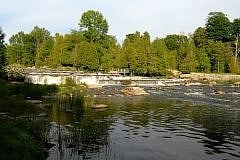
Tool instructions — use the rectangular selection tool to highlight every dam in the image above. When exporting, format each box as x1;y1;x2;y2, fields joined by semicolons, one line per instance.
26;70;185;86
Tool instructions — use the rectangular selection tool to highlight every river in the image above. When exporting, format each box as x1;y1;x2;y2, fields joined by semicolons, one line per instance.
44;85;240;160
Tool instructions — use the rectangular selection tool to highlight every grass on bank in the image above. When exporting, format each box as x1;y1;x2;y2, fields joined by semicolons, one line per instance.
0;79;59;160
0;118;49;160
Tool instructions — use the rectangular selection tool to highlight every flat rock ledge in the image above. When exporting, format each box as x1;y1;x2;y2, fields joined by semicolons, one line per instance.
121;87;149;96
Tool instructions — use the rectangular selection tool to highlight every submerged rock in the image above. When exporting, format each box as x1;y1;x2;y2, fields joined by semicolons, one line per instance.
121;87;149;96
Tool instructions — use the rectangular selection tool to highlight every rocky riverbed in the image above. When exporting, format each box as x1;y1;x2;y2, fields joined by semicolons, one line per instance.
89;84;240;108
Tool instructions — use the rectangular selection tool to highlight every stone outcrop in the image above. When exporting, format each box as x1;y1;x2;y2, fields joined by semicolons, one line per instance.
121;87;149;96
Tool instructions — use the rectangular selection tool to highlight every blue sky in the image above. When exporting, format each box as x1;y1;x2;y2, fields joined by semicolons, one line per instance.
1;0;240;42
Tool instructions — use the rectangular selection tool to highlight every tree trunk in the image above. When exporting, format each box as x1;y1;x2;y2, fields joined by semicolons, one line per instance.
235;34;239;65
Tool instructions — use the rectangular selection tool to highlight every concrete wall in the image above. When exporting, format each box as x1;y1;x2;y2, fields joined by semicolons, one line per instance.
180;73;240;81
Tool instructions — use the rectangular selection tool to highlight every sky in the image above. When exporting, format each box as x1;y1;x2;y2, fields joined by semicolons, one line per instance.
1;0;240;43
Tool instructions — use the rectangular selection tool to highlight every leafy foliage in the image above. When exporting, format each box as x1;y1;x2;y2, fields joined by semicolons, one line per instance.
3;10;240;75
79;10;108;43
206;12;233;42
5;64;27;81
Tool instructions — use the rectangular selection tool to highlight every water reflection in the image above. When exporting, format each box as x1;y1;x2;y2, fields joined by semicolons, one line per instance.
46;92;115;160
45;94;240;160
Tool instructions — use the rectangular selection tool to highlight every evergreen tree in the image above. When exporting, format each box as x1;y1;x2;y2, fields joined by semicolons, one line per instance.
7;31;35;66
179;42;198;72
196;48;211;72
207;40;232;73
35;38;54;67
73;41;98;71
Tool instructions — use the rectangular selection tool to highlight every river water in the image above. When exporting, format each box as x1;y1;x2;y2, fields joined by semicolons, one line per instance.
45;85;240;160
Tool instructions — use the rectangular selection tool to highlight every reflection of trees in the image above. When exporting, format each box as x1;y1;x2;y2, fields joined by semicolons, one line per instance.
190;106;240;154
120;96;240;158
47;93;115;160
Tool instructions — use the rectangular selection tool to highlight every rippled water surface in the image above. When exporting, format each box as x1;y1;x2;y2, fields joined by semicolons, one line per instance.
46;86;240;160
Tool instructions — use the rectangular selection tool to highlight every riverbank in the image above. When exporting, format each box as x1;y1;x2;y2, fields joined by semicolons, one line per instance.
0;80;59;160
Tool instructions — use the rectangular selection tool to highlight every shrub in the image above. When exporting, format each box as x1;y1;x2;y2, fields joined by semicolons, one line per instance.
5;64;27;81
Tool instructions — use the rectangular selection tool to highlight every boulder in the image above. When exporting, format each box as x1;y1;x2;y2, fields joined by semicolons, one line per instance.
215;90;225;95
121;87;149;96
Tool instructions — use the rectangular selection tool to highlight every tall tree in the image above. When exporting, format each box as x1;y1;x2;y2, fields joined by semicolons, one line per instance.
35;38;54;67
179;42;198;72
7;31;35;66
206;12;233;42
47;33;63;68
73;41;98;71
31;26;51;50
122;31;150;75
232;18;240;66
151;38;168;74
207;40;232;73
196;48;211;72
164;34;188;51
193;27;208;48
101;36;121;71
31;26;51;63
0;28;6;73
79;10;109;43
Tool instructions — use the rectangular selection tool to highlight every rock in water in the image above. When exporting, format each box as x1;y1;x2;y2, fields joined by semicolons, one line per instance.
121;87;149;96
91;104;108;109
215;90;225;95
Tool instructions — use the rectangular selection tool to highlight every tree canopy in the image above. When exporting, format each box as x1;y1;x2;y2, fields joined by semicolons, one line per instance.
3;10;240;75
79;10;109;43
206;12;233;42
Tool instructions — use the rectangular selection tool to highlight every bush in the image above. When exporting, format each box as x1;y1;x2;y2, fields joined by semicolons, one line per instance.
5;64;27;81
64;77;76;86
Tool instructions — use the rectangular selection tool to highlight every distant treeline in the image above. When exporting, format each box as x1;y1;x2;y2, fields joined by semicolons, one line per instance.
0;10;240;76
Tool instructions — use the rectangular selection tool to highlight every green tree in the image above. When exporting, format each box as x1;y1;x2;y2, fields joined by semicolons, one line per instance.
193;27;208;48
232;18;240;67
151;38;169;74
164;34;188;51
73;41;99;71
207;40;232;73
179;42;198;72
79;10;109;43
31;26;51;64
47;32;85;68
35;38;54;67
206;12;233;42
7;32;35;66
47;33;63;68
121;31;152;75
0;28;6;73
196;48;211;72
31;26;51;50
101;36;121;71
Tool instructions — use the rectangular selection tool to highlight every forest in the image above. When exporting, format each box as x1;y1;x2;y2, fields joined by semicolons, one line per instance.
0;10;240;77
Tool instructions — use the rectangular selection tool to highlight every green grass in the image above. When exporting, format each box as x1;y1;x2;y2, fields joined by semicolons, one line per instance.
0;118;49;160
0;79;59;160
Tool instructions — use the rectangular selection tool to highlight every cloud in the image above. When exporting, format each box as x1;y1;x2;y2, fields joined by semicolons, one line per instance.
1;0;240;42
